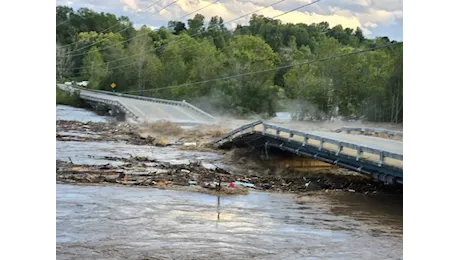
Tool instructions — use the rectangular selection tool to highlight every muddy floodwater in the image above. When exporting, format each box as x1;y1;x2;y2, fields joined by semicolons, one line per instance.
56;105;112;123
56;105;403;259
56;185;402;260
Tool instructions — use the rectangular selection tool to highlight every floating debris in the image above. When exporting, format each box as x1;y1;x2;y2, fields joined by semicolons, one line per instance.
233;181;255;188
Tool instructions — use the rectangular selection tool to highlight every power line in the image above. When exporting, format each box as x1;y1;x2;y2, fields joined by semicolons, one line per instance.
121;42;402;94
59;0;170;52
76;0;321;71
186;0;323;57
59;54;152;72
272;0;321;19
105;0;288;65
61;0;284;71
59;0;223;58
56;19;70;27
70;0;177;54
178;0;221;20
63;0;318;72
58;30;150;58
100;0;166;34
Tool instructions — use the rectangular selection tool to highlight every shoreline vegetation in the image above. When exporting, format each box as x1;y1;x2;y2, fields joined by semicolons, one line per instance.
56;5;402;123
56;86;82;107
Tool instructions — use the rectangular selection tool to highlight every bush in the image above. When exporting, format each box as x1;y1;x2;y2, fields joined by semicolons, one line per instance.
56;86;82;107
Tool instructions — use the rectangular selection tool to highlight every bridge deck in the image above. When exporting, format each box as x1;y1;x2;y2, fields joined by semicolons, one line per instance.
260;125;403;169
81;90;208;123
58;84;214;124
211;120;403;182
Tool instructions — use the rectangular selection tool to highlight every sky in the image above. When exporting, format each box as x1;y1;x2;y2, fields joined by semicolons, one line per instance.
56;0;403;41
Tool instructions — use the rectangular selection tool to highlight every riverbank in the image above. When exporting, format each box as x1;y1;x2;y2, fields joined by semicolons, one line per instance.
56;155;401;196
56;109;402;196
56;105;403;260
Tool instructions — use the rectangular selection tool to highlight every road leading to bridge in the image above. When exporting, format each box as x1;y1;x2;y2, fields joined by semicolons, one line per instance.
57;84;215;124
58;84;402;182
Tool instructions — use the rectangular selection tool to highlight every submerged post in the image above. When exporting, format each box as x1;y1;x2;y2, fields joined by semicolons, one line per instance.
217;176;222;191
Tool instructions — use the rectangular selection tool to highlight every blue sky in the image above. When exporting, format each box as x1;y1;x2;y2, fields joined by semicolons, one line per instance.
57;0;403;41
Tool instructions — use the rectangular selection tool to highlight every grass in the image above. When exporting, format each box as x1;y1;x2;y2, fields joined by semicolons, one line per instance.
56;86;82;107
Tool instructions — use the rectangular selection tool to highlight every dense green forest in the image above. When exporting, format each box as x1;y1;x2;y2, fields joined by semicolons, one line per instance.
56;6;403;123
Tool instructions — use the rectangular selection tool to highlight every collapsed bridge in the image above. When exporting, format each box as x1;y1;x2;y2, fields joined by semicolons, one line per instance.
210;120;403;185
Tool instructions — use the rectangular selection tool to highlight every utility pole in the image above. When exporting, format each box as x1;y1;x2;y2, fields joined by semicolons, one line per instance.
137;46;146;96
138;59;143;96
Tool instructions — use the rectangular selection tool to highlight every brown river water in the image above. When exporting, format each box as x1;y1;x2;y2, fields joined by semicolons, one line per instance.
56;105;403;259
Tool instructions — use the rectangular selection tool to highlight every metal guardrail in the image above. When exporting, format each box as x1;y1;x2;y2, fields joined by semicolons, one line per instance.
335;126;403;137
209;120;264;144
210;120;403;168
73;86;215;122
80;94;139;121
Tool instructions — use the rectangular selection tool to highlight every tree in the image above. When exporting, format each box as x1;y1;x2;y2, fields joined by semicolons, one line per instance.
355;27;365;43
66;31;124;77
284;63;332;120
284;36;341;119
360;46;402;122
187;14;205;36
55;6;403;122
56;44;73;81
82;47;107;89
205;16;230;49
168;21;187;35
128;29;151;95
56;6;75;44
221;35;280;116
120;28;165;96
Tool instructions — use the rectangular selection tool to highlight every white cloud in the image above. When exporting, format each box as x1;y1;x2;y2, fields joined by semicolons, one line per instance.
361;27;371;35
59;0;403;39
121;0;137;10
133;23;158;30
364;22;378;28
339;0;372;7
370;0;403;12
258;7;364;32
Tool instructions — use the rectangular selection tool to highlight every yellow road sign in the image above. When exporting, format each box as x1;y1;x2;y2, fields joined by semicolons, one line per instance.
110;83;116;88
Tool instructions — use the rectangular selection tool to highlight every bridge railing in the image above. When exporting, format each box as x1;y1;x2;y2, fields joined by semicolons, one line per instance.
73;86;215;122
262;123;403;163
335;126;403;137
211;120;403;168
79;94;139;120
209;120;264;144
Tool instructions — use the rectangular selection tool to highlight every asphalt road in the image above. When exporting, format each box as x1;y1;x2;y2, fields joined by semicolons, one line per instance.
58;84;213;124
58;84;402;160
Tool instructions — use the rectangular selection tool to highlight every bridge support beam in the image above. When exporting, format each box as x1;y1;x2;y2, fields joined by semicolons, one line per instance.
216;132;403;184
272;156;334;172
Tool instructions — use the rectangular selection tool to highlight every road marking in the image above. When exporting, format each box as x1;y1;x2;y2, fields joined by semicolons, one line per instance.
174;106;198;121
154;104;172;120
126;103;146;118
